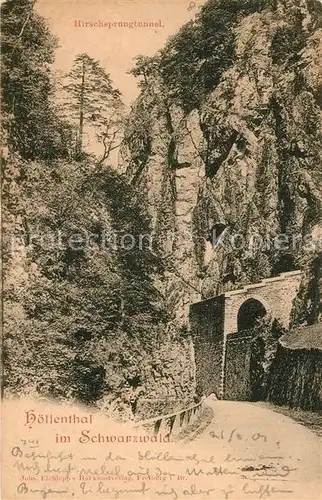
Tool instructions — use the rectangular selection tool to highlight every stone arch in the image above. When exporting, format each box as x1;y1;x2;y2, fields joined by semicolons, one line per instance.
190;270;303;398
237;298;267;332
224;292;273;335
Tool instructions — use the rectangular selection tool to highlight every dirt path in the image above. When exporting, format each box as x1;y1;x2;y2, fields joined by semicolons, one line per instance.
252;401;322;438
181;399;322;499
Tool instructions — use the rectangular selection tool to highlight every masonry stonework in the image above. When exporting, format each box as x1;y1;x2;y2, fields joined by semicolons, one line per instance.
190;295;225;397
224;333;253;400
190;270;303;400
223;271;303;334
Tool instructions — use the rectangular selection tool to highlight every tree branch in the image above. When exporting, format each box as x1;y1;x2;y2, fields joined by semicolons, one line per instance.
18;0;37;39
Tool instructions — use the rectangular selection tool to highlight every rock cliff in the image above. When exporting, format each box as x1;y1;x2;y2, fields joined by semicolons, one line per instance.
124;0;322;334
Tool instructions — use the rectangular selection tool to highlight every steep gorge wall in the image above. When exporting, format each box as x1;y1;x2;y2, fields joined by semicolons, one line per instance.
124;0;322;337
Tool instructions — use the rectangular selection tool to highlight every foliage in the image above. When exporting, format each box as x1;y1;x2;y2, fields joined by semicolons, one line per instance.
291;254;322;327
2;154;170;415
130;0;268;111
62;53;124;159
1;0;71;160
249;317;286;400
128;55;160;90
270;11;306;66
1;0;194;418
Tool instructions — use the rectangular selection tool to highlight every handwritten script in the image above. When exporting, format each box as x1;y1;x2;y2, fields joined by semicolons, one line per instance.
6;438;300;499
3;400;319;499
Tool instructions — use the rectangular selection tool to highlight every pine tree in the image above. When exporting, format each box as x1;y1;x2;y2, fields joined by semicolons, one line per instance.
63;53;123;159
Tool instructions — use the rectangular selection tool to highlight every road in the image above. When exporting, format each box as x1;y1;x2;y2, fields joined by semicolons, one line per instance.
182;399;322;499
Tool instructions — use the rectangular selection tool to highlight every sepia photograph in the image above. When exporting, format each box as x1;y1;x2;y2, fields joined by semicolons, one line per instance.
1;0;322;498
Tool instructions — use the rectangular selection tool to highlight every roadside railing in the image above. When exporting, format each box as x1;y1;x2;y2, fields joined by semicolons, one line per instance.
134;400;204;437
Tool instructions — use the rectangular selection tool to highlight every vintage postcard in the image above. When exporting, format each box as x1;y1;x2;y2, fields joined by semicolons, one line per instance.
1;0;322;499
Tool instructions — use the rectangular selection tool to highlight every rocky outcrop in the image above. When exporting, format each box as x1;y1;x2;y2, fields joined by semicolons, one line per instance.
124;0;322;337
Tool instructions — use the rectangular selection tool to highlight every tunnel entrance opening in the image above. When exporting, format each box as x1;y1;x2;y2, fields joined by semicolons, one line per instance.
237;298;267;332
235;298;268;402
